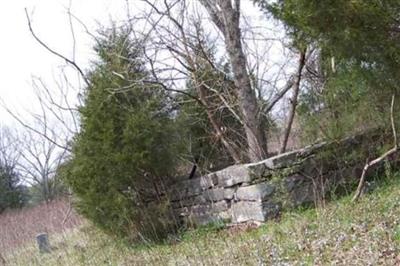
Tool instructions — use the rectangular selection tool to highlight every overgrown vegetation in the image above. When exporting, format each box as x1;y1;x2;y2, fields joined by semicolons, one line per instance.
3;173;400;265
0;163;25;213
63;28;179;241
256;0;400;143
2;1;400;256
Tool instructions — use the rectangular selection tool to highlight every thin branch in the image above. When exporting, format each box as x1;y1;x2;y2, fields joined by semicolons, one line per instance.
280;48;307;153
352;94;398;202
24;8;90;87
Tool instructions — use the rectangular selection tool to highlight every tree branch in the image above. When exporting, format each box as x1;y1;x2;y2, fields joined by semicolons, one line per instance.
24;8;90;87
352;94;398;202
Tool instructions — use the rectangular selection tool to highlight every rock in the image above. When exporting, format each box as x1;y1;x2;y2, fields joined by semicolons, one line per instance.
36;233;51;253
203;188;225;202
216;165;252;187
212;200;229;212
186;213;221;225
236;183;275;201
224;187;236;200
167;130;387;226
172;195;207;207
169;173;219;200
218;210;232;221
184;201;230;225
187;201;228;215
232;201;281;223
261;150;301;169
244;161;270;179
232;201;265;222
202;173;218;188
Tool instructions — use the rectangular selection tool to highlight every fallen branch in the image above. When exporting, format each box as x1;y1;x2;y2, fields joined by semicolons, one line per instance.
352;94;398;202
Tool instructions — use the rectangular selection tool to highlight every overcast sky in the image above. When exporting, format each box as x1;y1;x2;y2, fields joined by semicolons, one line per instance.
0;1;286;129
0;0;129;126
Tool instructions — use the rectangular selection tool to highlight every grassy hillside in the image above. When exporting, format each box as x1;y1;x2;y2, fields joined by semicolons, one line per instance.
3;175;400;265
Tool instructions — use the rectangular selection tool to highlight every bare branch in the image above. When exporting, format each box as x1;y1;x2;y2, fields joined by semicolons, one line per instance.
24;8;90;87
352;94;398;201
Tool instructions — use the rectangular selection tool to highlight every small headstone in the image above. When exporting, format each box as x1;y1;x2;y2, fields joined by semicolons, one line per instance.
36;233;51;253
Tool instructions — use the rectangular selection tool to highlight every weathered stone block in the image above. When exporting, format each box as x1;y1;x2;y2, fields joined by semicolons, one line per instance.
167;130;387;226
261;150;301;169
289;183;314;207
202;173;218;188
36;233;51;253
212;200;229;213
218;210;232;221
284;174;315;206
169;173;219;200
236;183;275;201
232;201;264;222
203;188;225;202
172;195;207;207
244;162;270;179
186;213;221;225
182;201;230;225
224;187;236;200
232;201;281;223
187;201;228;216
216;165;251;187
186;180;205;197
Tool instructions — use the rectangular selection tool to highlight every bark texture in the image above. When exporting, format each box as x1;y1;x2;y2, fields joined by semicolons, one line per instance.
200;0;267;162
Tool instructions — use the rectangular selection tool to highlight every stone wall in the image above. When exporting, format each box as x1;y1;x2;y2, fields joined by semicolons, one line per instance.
167;132;388;226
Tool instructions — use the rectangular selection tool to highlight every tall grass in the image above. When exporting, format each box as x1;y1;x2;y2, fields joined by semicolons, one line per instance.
2;176;400;265
0;198;82;255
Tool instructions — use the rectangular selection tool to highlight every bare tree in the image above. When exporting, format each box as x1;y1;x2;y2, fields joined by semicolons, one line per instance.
140;0;244;163
16;126;68;203
199;0;267;162
20;1;306;168
0;127;20;178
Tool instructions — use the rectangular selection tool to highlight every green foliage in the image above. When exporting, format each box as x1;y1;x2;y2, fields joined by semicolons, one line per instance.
258;0;400;79
297;64;393;142
64;27;178;242
255;0;400;143
0;165;26;213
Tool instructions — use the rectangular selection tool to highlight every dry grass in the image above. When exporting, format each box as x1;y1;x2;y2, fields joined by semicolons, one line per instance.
2;175;400;265
0;198;82;256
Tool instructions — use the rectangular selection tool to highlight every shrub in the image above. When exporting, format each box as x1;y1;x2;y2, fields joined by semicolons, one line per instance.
64;27;178;242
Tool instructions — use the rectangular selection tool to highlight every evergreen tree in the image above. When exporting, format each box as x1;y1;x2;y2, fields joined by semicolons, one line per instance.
255;0;400;141
64;27;178;241
0;164;25;213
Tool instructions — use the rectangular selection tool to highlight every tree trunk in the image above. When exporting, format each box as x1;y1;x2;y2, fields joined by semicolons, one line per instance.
280;49;307;153
200;0;267;162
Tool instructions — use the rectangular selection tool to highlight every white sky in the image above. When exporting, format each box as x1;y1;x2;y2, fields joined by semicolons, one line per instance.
0;0;291;128
0;0;129;126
